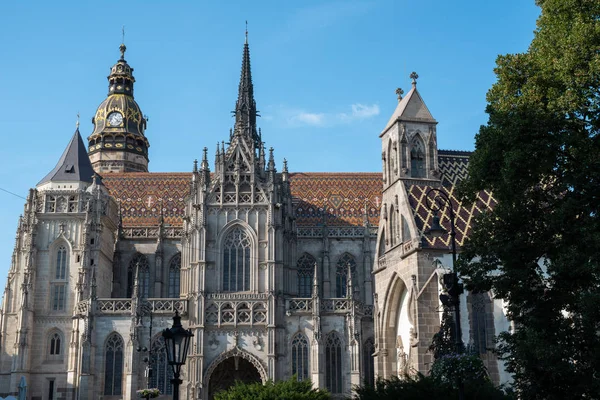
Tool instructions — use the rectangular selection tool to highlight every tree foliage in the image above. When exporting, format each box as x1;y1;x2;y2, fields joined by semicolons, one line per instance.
214;378;330;400
352;374;513;400
458;0;600;398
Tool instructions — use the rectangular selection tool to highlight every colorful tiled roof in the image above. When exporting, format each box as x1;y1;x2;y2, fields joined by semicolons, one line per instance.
407;150;496;250
289;173;382;227
102;172;383;228
103;173;191;227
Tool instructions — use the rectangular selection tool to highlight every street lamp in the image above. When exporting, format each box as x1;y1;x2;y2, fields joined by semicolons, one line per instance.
424;188;465;400
162;310;193;400
136;301;154;400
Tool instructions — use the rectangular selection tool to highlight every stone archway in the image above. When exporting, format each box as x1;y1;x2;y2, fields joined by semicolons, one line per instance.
204;348;267;399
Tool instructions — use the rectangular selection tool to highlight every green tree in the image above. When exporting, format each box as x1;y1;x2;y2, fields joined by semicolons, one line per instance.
352;374;513;400
458;1;600;398
214;377;330;400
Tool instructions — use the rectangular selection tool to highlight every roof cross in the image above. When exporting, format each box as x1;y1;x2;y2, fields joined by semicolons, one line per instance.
76;112;80;129
395;87;404;102
410;71;419;86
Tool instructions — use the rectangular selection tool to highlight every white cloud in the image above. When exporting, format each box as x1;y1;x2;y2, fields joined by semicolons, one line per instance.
265;103;380;128
290;112;326;126
337;103;380;121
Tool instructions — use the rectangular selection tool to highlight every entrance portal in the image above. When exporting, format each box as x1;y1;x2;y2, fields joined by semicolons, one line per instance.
208;356;262;398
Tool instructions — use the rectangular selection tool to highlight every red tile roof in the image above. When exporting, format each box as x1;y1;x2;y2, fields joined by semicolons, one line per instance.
102;172;383;228
289;173;382;226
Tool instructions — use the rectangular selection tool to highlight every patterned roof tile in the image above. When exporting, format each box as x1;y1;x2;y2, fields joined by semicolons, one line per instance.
407;151;496;250
102;172;383;228
289;173;382;227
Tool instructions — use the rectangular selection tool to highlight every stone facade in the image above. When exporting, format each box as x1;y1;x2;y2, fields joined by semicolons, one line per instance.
0;42;510;400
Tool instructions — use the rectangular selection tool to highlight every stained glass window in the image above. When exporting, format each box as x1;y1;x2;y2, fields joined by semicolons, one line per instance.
104;333;124;395
149;336;173;395
52;246;68;311
222;228;251;292
128;254;149;298
297;254;315;297
335;253;356;298
168;253;181;298
291;333;309;381
325;332;343;393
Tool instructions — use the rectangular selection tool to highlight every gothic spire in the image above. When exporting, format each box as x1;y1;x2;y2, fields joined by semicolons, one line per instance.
233;29;260;147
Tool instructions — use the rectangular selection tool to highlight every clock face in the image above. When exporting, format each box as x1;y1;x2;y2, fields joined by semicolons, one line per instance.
107;112;123;127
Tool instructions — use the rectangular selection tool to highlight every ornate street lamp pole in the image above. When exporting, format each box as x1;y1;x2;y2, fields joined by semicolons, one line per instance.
136;302;154;400
425;188;465;400
162;310;193;400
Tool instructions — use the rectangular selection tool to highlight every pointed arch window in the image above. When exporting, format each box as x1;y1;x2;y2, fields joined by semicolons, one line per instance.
104;333;124;396
325;332;343;393
52;245;68;311
297;254;316;297
149;336;173;395
168;253;181;298
291;333;310;381
410;138;426;178
470;293;490;354
335;253;357;298
128;254;149;298
389;206;397;246
48;331;63;358
222;228;251;292
363;337;375;387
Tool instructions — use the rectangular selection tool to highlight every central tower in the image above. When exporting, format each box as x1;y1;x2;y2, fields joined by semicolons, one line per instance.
88;43;150;173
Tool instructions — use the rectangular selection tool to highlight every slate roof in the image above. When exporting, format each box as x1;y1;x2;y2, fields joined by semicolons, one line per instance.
407;150;496;249
38;129;100;186
382;85;436;134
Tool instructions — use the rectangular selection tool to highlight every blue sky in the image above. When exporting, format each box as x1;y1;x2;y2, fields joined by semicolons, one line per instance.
0;1;540;283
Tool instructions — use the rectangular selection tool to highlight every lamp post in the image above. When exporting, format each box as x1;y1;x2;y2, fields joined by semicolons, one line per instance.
162;310;193;400
136;301;154;400
424;188;465;400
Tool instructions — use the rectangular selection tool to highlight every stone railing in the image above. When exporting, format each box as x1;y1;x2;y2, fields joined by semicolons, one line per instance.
287;298;373;317
297;226;378;239
97;299;132;314
94;298;187;315
288;298;313;313
205;296;268;326
147;299;187;314
122;226;183;239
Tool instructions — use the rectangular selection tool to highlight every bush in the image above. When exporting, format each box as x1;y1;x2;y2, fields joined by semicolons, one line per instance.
352;373;514;400
430;352;488;389
214;377;330;400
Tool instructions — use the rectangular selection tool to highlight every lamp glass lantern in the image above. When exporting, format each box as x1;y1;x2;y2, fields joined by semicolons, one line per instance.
162;310;193;376
425;211;448;238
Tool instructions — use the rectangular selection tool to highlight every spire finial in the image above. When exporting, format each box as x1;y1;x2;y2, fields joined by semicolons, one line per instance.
76;112;80;129
119;26;126;60
245;20;248;44
410;71;419;87
395;87;404;102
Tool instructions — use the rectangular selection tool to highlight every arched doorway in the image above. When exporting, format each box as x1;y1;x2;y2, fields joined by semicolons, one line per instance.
208;356;262;399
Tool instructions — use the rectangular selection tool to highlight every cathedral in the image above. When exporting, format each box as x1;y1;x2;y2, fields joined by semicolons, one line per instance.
0;35;510;400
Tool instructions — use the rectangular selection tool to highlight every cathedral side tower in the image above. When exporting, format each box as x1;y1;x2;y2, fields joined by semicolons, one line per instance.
0;127;119;399
88;44;150;173
374;73;442;378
